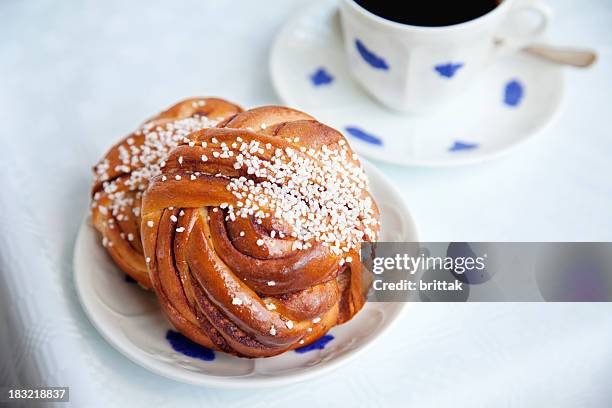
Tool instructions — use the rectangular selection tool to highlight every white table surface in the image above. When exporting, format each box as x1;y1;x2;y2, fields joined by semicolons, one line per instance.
1;0;611;406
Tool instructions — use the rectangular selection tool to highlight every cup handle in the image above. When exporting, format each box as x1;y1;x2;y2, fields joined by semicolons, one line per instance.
493;0;553;58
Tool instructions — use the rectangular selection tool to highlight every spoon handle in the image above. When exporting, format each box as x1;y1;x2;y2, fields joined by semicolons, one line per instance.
523;44;597;68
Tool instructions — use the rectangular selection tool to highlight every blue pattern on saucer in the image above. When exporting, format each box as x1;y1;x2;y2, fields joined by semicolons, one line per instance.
166;330;215;361
355;39;389;70
449;141;479;152
504;79;523;107
294;335;334;353
345;126;383;145
434;62;464;78
310;67;334;86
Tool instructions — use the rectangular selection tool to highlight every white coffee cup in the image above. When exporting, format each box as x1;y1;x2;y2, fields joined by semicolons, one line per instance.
339;0;552;113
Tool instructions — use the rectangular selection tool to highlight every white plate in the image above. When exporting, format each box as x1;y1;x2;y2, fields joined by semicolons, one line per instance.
270;0;565;167
73;160;418;388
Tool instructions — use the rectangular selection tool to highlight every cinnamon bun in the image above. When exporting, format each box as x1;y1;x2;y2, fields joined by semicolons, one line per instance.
90;98;242;287
140;106;380;357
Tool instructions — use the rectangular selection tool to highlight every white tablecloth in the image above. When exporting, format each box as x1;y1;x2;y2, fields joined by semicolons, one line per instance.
1;0;611;406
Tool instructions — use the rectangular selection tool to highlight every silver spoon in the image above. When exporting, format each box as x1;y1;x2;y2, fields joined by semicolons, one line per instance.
523;44;597;68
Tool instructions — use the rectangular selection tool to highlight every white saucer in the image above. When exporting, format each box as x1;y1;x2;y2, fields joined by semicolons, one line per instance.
73;160;418;388
270;0;565;166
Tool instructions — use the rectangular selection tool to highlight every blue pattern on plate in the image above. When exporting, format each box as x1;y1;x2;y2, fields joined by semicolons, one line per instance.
294;335;334;353
449;141;479;152
504;79;523;107
310;68;334;86
434;62;464;78
345;126;383;145
355;39;389;70
124;274;137;284
447;242;493;284
166;330;215;361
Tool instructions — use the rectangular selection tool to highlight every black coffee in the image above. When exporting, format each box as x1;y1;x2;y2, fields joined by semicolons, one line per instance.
353;0;501;27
